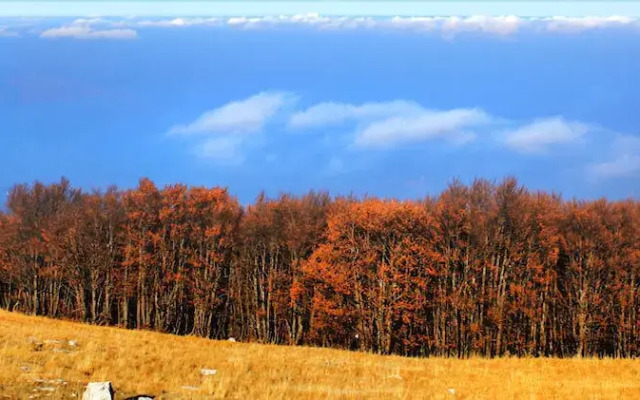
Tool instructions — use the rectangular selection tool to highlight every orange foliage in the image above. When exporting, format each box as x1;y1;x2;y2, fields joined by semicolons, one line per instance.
0;177;638;358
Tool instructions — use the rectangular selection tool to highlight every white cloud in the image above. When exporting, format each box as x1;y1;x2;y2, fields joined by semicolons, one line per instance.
291;99;489;148
383;16;440;32
40;19;137;39
169;91;295;163
591;155;640;179
355;108;489;148
590;135;640;179
196;137;245;164
135;17;221;28
40;26;137;39
289;100;423;130
226;14;380;31
609;133;640;155
442;15;522;36
169;92;294;136
0;27;19;37
69;18;106;25
544;16;636;33
503;117;590;153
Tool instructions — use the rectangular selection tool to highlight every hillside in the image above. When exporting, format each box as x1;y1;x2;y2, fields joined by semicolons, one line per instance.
1;311;639;399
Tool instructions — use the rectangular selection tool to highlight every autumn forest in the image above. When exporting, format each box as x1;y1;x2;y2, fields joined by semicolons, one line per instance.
0;177;638;359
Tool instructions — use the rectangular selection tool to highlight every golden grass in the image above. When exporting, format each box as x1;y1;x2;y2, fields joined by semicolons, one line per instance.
1;310;639;399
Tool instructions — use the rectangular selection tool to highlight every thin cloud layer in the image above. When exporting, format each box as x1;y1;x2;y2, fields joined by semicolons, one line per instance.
197;137;245;165
169;92;294;136
291;100;490;148
40;19;137;39
545;16;636;33
591;135;640;179
0;27;19;37
592;155;640;179
289;100;424;130
355;109;489;148
135;17;222;28
503;117;591;153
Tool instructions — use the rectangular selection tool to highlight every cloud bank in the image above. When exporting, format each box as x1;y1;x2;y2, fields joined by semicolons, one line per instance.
171;92;623;168
31;15;640;39
142;14;639;36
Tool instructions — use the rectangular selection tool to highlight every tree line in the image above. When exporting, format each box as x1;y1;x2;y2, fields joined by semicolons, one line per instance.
0;177;638;358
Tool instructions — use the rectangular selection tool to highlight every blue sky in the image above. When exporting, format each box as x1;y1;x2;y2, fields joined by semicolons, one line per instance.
1;5;640;203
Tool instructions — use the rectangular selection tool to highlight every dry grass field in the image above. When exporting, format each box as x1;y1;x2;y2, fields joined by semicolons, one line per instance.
1;310;640;399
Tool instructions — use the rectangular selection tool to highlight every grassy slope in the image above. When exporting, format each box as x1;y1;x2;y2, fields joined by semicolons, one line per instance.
1;310;639;399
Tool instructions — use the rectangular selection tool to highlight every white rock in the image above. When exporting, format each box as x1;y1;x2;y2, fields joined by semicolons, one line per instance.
68;340;78;347
448;388;456;395
200;368;217;376
53;348;71;353
82;382;114;400
227;337;236;342
388;373;403;380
